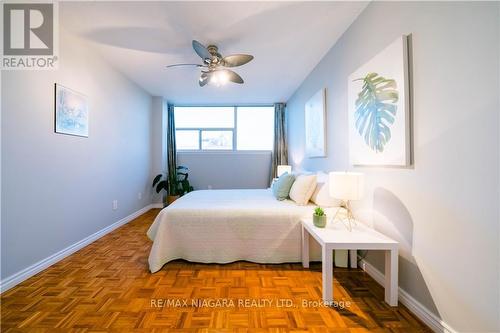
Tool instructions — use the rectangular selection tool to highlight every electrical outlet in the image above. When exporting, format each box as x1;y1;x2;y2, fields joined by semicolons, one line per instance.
112;200;118;210
138;192;142;200
208;185;212;190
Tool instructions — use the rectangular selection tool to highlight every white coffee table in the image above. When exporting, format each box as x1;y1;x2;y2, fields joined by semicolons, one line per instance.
301;218;399;306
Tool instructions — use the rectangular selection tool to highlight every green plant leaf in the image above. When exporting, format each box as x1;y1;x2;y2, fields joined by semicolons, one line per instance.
354;72;398;153
314;207;325;216
152;174;163;187
155;180;168;194
162;165;194;196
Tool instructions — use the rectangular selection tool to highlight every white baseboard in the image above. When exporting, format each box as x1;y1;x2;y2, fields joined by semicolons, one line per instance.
150;203;164;208
0;208;457;333
358;258;457;333
0;204;156;293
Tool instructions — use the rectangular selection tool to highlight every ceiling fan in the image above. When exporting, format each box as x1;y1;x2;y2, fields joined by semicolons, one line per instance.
166;40;254;87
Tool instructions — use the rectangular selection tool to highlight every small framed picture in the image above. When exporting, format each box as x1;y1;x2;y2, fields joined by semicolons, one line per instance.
54;84;89;137
305;88;326;158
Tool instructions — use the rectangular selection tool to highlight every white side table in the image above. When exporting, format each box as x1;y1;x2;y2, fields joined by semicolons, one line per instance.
301;218;399;306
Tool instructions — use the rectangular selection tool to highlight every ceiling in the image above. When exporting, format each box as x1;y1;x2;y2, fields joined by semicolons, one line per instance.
61;2;368;104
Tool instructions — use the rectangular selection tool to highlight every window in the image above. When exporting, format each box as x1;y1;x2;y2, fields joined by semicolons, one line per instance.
175;107;234;128
175;106;274;151
201;131;233;150
176;130;199;150
237;107;274;151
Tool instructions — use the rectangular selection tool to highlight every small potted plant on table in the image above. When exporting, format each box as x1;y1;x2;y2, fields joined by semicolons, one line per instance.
313;207;327;228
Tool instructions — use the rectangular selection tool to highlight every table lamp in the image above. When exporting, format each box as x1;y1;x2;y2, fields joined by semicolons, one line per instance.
329;171;364;231
277;165;292;177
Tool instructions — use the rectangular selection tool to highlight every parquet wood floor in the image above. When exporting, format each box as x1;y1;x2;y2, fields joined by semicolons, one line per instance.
1;209;431;332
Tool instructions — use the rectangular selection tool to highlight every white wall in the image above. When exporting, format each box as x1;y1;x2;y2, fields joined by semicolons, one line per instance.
1;29;153;279
178;152;271;190
287;2;499;332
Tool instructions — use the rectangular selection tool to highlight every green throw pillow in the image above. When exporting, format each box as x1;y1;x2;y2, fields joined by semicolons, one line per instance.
272;172;295;201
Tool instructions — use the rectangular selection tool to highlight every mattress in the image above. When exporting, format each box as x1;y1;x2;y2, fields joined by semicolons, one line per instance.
147;189;323;273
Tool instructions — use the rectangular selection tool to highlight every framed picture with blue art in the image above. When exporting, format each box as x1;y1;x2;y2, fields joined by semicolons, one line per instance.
305;88;326;158
348;35;411;166
54;84;89;137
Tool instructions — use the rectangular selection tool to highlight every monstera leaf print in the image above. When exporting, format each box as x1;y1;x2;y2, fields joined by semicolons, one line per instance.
354;72;398;153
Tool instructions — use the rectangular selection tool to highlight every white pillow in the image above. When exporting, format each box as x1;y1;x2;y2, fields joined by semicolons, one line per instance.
289;174;317;205
310;176;340;207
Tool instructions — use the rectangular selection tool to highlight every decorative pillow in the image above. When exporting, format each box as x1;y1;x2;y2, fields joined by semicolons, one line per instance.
289;174;317;205
310;171;340;207
292;170;314;178
272;172;295;201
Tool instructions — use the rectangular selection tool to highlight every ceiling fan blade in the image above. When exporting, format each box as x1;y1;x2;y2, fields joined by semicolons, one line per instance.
222;54;254;67
192;40;211;60
166;63;205;68
222;69;244;84
199;72;209;87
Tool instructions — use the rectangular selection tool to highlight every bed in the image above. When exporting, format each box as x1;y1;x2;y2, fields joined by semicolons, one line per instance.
147;189;323;273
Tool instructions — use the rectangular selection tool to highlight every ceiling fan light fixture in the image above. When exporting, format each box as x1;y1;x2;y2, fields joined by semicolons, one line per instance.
210;71;229;87
166;40;253;87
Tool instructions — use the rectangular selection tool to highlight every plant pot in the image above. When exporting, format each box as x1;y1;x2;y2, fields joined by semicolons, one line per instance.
166;195;180;205
313;214;327;228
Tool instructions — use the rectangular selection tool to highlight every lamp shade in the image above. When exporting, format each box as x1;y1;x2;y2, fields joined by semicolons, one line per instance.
329;172;364;201
277;165;292;177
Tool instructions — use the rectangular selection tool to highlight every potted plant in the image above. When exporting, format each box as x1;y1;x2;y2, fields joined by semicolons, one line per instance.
152;166;194;206
313;207;327;228
175;166;194;196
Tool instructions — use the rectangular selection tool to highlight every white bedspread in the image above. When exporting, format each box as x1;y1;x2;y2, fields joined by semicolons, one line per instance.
147;189;322;273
